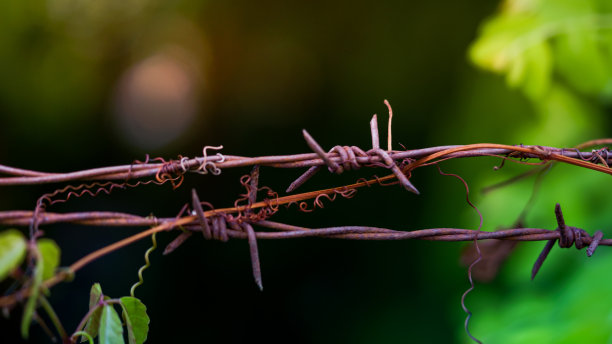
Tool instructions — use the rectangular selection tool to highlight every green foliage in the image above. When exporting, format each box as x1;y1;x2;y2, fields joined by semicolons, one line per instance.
20;245;44;339
463;251;612;343
82;283;104;342
469;0;612;102
0;229;26;281
77;284;150;344
463;1;612;343
120;297;150;344
19;237;61;339
468;0;612;146
37;238;60;281
99;304;124;344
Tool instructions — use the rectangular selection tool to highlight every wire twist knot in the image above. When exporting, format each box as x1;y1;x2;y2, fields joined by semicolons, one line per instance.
532;145;553;160
327;145;368;173
554;204;603;256
532;203;605;280
297;130;419;194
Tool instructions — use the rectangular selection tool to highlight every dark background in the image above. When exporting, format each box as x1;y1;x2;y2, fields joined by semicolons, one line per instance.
2;1;612;343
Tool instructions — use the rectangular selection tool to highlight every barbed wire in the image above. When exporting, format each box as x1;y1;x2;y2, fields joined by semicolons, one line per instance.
0;142;610;186
1;105;612;343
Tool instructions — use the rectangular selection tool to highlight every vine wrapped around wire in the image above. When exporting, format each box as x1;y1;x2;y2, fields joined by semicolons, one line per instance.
0;101;611;344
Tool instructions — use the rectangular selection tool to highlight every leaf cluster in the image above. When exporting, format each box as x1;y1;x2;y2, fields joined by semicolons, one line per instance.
470;0;612;101
0;229;150;343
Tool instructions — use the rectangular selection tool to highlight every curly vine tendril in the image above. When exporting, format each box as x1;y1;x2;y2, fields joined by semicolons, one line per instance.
130;232;158;298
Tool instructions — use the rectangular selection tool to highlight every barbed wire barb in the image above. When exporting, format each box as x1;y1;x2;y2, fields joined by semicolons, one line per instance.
2;107;612;343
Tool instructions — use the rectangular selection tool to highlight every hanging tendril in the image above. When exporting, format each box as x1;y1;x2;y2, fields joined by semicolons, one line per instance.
130;232;158;297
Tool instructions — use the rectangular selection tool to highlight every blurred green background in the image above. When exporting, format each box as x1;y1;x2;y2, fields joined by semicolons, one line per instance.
1;0;612;343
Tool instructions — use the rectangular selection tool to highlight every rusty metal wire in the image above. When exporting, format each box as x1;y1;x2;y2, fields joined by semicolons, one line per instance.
0;144;610;186
0;203;609;252
1;106;612;344
0;113;610;278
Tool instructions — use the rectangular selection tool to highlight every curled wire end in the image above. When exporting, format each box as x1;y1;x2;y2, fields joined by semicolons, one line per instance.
196;146;225;175
130;232;157;297
179;156;190;173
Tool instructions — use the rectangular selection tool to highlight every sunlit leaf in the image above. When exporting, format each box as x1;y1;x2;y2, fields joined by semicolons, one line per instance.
469;14;541;73
0;229;26;282
37;238;60;281
517;41;552;99
469;0;612;101
470;13;553;100
555;29;612;97
82;283;103;342
120;297;150;344
98;304;124;344
505;54;525;88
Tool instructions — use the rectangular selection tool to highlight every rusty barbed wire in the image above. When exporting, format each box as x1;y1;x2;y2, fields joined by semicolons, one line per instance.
2;102;612;344
0;108;610;282
0;144;611;186
0;202;609;248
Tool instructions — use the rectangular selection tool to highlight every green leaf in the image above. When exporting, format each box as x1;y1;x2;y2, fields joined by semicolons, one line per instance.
468;0;612;102
0;229;27;281
98;304;124;344
20;238;59;338
21;248;44;339
469;14;542;73
515;41;552;99
36;238;60;281
89;283;103;309
120;297;150;344
555;29;612;97
81;283;103;342
469;13;553;100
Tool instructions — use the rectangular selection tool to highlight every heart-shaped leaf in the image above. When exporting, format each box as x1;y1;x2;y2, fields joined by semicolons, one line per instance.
0;229;26;282
120;297;150;344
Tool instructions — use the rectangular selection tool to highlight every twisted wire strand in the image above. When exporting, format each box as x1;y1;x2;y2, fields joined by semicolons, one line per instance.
29;175;183;237
1;143;611;186
2;111;612;344
6;209;609;247
1;122;612;336
0;207;610;311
